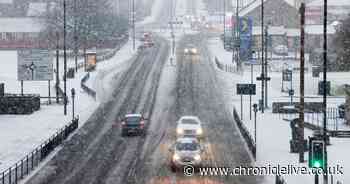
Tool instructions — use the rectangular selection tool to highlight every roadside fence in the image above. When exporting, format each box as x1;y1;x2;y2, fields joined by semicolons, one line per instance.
0;117;79;184
279;107;345;131
232;108;256;159
214;57;236;73
275;175;287;184
81;73;96;100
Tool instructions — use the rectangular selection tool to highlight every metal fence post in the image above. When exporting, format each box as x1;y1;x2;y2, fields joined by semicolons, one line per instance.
15;163;17;184
31;152;34;170
21;160;23;179
26;155;28;174
9;168;11;184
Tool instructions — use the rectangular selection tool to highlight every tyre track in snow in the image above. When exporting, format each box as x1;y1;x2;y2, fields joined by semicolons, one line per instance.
24;37;169;184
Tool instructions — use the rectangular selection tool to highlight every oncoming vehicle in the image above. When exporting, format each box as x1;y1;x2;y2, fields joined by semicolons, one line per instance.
184;44;198;55
176;116;204;138
169;137;205;171
120;114;147;136
274;45;288;56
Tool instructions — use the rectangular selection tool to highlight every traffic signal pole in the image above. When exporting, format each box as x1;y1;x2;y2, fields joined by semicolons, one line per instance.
132;0;135;50
323;0;328;182
299;2;305;163
260;0;265;113
63;0;67;115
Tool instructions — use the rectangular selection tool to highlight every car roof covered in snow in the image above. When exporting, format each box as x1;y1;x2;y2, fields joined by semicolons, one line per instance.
179;116;200;121
125;114;142;118
176;137;199;144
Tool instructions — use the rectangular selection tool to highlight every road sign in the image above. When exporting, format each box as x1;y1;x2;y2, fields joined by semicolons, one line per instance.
18;49;53;81
318;81;330;95
282;69;292;81
237;84;256;95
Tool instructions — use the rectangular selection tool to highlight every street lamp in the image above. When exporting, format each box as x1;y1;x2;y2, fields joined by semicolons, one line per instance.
63;0;67;115
71;88;75;120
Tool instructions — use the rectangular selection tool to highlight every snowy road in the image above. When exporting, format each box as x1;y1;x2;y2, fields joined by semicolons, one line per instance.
22;0;265;183
24;37;170;184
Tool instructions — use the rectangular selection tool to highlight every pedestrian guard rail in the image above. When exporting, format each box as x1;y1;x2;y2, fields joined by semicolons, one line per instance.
0;117;79;184
232;108;256;159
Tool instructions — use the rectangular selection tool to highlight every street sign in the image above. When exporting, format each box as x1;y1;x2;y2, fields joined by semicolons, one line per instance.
18;49;53;81
237;83;256;95
289;89;295;96
282;69;292;81
318;81;331;95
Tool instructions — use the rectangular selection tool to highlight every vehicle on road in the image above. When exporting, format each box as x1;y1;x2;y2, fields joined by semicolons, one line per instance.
184;44;198;55
120;114;147;136
176;116;204;138
169;137;205;171
273;45;289;56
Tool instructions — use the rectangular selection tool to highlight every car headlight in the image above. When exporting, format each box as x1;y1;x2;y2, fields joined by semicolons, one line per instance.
196;128;203;135
184;49;189;53
176;128;184;135
173;154;180;161
194;154;201;161
191;48;197;53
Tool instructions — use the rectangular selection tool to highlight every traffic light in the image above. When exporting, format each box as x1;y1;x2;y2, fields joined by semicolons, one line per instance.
309;139;325;169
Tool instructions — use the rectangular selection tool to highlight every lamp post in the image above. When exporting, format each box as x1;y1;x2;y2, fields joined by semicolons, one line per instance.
260;0;265;113
322;0;328;183
63;0;67;115
223;0;226;46
71;88;75;120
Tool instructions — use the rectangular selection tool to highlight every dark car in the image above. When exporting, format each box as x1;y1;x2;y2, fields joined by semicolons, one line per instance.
338;104;345;119
120;114;147;136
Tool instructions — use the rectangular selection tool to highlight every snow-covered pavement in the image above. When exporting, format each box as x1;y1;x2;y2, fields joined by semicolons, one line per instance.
208;35;350;184
0;37;139;172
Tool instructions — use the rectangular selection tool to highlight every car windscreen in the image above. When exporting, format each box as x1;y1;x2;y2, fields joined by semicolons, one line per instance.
125;117;141;124
181;119;198;125
176;142;198;151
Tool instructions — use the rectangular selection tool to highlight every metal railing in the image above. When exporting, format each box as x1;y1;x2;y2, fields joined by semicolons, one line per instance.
279;107;345;131
81;73;96;100
232;108;256;159
275;175;287;184
214;57;236;73
0;118;79;184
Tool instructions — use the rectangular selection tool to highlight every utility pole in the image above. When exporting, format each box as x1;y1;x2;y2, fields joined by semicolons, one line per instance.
223;0;226;46
132;0;135;50
56;32;60;104
63;0;67;115
299;2;305;163
260;0;265;113
323;0;328;182
235;0;240;71
74;0;78;72
264;25;268;108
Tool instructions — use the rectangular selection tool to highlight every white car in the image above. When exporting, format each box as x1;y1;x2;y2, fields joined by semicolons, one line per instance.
176;116;203;138
169;137;205;171
274;45;288;56
184;45;198;55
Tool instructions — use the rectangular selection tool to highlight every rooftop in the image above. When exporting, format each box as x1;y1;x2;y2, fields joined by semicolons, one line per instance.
0;18;44;33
